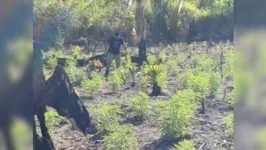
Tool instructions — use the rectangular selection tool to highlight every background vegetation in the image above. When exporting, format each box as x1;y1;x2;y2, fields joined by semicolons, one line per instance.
34;0;233;51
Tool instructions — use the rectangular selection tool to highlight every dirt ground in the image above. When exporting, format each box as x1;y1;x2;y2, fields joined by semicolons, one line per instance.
41;41;234;150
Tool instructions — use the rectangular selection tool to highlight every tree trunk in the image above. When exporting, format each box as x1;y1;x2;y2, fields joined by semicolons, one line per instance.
201;99;206;114
135;0;147;66
138;39;147;65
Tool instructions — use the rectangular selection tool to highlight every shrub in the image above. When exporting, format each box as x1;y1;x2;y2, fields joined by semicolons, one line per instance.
67;67;87;84
45;111;67;135
85;61;94;78
186;72;210;112
147;55;157;65
165;59;179;75
176;53;186;65
43;49;59;70
144;65;167;88
91;103;123;133
76;68;88;83
55;37;65;49
103;124;139;150
71;45;87;59
121;55;131;68
178;70;222;112
46;57;58;69
224;113;234;138
142;63;150;75
44;48;56;59
117;67;129;85
81;75;104;96
215;43;222;53
72;45;82;59
209;72;222;96
129;64;138;86
223;50;234;79
65;59;87;83
159;90;197;141
174;140;195;150
131;92;151;118
54;49;65;58
145;65;161;87
227;89;235;106
179;70;221;97
111;60;117;69
138;73;150;93
109;71;123;92
65;59;76;68
158;49;167;63
153;100;169;117
156;64;168;90
44;48;65;60
177;71;194;88
142;64;169;95
191;54;217;73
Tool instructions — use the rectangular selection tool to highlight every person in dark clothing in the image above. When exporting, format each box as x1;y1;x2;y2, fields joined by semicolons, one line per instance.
104;32;127;78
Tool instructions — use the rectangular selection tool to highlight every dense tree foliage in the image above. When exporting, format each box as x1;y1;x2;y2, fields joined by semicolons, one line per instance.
33;0;233;51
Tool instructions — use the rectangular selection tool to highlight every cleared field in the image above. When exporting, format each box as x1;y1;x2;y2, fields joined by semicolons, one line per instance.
39;41;234;150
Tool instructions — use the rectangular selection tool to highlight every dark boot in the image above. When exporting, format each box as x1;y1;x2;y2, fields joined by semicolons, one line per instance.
105;68;110;78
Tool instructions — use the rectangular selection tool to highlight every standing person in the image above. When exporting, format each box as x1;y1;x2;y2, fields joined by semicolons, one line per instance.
104;32;127;78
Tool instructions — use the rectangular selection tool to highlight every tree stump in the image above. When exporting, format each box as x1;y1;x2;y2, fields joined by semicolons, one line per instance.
150;83;162;96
